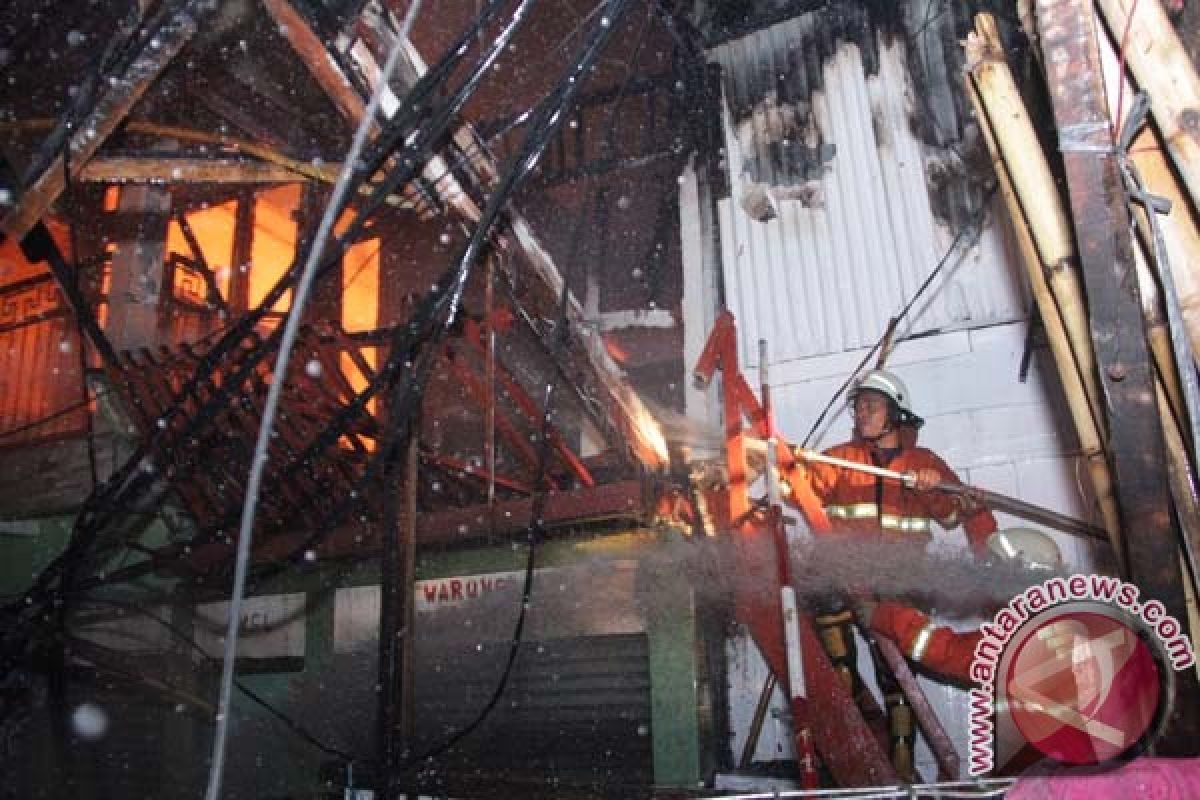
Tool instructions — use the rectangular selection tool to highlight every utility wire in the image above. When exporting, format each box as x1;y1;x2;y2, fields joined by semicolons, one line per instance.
800;185;997;447
202;5;424;799
3;0;525;682
398;195;600;782
80;597;353;762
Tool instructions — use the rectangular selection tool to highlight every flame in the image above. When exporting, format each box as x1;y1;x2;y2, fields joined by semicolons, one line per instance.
623;389;669;468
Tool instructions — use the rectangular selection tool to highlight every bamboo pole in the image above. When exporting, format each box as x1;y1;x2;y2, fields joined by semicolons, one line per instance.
965;15;1106;433
1094;0;1200;216
1135;242;1189;427
965;72;1125;561
1093;9;1200;378
1155;382;1200;664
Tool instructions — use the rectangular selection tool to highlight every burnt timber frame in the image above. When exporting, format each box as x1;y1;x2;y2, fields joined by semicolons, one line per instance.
1;3;679;798
1036;0;1200;749
0;1;201;241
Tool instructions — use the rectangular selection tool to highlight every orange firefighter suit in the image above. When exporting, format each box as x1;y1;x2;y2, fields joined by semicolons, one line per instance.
803;428;997;556
801;427;995;683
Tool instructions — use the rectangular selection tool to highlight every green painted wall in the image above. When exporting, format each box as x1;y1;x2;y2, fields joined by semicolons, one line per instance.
5;520;716;796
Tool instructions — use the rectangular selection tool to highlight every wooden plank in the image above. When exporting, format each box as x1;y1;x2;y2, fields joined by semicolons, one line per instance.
1037;0;1200;750
79;158;316;185
0;5;199;240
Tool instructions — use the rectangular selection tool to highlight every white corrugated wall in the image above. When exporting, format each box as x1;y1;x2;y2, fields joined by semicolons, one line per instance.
682;14;1108;780
709;23;1024;368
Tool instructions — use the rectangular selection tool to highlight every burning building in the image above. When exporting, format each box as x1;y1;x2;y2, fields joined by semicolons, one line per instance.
2;0;1199;797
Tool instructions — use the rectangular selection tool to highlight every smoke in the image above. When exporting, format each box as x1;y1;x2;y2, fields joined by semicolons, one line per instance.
786;537;1063;618
635;530;1062;623
645;399;724;455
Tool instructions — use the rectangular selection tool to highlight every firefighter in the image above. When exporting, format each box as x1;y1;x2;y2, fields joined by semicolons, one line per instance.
803;368;997;553
798;368;1000;781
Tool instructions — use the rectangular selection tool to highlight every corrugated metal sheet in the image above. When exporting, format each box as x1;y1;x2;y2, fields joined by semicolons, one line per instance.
709;16;1025;367
0;273;86;447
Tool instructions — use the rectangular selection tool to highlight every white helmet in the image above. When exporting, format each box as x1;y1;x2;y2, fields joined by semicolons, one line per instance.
987;527;1064;571
849;369;924;429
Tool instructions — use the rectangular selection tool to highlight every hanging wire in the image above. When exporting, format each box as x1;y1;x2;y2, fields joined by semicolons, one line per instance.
202;5;425;798
2;0;530;654
800;185;997;448
79;597;354;762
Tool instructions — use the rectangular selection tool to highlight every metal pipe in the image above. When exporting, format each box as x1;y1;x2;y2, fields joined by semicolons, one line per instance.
871;637;960;780
738;673;776;769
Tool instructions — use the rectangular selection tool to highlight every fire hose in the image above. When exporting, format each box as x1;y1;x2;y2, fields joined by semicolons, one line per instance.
791;448;1110;544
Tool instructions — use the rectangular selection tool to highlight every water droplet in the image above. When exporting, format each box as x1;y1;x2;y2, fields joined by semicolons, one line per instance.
71;703;109;740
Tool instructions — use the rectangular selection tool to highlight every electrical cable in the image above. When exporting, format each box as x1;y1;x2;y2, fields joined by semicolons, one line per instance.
78;597;354;762
800;185;998;448
230;0;634;599
202;5;425;799
0;1;505;683
1112;0;1142;139
395;199;600;781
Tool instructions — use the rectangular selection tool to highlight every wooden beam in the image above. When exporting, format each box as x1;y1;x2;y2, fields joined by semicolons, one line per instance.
1037;0;1200;749
79;157;319;184
259;0;368;127
0;5;199;241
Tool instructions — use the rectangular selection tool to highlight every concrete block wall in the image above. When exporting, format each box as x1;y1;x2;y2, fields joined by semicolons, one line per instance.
715;320;1111;777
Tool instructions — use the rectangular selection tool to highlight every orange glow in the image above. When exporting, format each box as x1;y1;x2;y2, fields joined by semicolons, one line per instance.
339;210;380;334
338;210;381;449
165;201;237;301
339;347;378;452
102;186;120;212
249;185;301;312
603;334;630;365
97;263;112;333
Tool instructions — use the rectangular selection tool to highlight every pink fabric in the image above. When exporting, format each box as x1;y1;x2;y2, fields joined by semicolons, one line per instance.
1007;757;1200;800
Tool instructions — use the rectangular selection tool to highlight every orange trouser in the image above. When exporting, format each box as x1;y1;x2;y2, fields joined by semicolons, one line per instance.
868;600;981;682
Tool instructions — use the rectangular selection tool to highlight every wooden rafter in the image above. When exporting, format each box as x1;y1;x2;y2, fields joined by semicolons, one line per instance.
0;4;200;241
259;0;370;128
78;157;326;184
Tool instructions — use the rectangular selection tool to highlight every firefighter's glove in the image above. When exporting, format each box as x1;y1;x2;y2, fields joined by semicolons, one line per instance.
911;468;941;492
954;486;985;514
